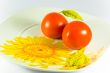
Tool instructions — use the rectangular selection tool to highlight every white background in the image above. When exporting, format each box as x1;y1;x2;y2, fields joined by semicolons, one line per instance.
0;0;110;73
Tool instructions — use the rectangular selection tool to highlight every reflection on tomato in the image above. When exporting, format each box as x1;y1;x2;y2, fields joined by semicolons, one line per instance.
41;12;68;39
62;21;92;50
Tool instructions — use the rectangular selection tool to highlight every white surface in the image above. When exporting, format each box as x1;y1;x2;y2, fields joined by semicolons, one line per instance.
0;0;110;73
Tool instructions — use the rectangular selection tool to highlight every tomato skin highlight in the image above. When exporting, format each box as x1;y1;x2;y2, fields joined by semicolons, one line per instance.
62;21;92;50
41;12;68;39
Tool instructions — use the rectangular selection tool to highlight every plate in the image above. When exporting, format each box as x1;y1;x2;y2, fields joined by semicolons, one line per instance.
0;7;110;72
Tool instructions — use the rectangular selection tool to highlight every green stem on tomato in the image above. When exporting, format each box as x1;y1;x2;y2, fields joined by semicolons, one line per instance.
60;10;83;21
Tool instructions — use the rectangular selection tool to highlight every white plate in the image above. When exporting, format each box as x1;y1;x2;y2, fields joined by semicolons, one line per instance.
0;7;110;72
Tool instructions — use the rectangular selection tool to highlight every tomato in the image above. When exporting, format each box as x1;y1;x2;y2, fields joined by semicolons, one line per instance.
62;21;92;50
41;12;68;39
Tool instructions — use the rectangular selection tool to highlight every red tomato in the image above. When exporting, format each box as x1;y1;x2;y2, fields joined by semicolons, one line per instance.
62;21;92;50
41;12;68;39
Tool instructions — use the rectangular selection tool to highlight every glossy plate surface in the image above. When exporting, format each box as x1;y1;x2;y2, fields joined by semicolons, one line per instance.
0;8;110;72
